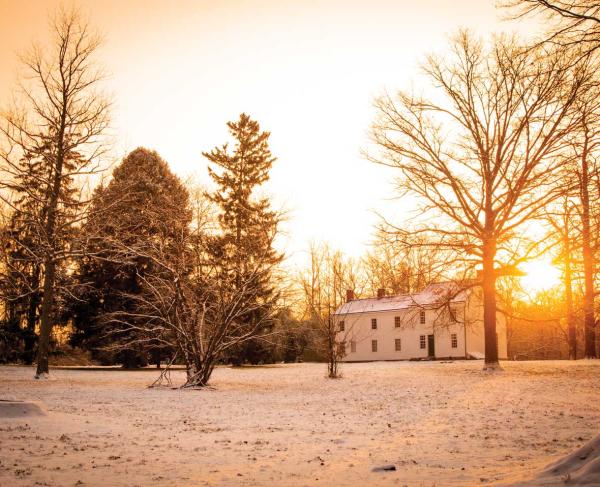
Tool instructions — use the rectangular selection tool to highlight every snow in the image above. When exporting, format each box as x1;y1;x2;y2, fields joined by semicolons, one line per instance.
0;400;46;418
521;432;600;486
1;360;599;486
469;351;485;360
335;282;467;315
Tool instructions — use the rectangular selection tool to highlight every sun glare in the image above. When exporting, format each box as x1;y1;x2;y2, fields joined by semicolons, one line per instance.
519;259;562;295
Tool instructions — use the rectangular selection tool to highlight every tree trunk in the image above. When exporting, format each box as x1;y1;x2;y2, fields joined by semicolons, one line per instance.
326;316;339;378
482;236;499;369
23;268;40;365
580;135;597;359
35;129;65;376
184;359;213;388
327;344;338;379
564;225;577;360
35;258;56;377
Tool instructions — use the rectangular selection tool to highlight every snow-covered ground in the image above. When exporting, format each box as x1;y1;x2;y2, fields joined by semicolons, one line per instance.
1;360;599;486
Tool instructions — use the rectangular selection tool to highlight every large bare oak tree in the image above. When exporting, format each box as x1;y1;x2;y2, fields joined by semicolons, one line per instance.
369;31;592;369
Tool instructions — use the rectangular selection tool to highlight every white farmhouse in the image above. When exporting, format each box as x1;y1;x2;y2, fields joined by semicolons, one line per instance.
334;282;508;362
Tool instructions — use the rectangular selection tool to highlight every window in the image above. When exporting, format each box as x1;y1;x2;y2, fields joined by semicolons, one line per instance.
394;316;401;328
371;318;377;330
419;310;426;324
372;340;378;352
419;335;426;349
350;341;356;353
339;320;345;332
451;333;458;348
395;338;402;351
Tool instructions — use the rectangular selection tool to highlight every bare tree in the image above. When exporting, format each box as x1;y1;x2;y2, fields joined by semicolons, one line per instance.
0;7;110;377
369;32;592;369
298;242;361;378
103;190;282;388
506;1;600;57
572;96;600;358
544;76;600;359
545;196;579;358
505;0;600;357
507;289;575;360
362;231;444;296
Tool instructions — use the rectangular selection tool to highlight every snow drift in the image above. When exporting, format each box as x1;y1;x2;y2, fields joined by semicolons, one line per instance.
513;433;600;486
0;399;46;418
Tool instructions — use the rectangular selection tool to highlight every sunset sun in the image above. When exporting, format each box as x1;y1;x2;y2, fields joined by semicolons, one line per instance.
519;258;562;295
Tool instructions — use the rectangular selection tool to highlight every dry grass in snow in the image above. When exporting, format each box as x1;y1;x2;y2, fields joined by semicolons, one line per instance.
1;360;599;486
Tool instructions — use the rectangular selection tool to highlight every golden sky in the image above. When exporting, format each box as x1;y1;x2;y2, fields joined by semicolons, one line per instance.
0;0;540;267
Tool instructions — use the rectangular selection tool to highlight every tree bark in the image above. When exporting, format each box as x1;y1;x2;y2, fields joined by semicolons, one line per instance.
482;235;499;369
35;258;56;377
581;131;597;358
23;266;40;365
184;360;213;388
35;122;65;377
564;229;577;360
327;323;338;379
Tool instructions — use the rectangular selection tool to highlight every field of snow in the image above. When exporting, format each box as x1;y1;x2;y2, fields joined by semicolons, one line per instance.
1;360;599;486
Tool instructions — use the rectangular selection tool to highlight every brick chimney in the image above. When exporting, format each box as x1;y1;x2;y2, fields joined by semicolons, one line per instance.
346;289;355;302
377;288;385;299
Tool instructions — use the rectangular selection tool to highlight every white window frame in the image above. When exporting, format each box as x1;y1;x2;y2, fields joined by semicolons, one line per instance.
419;335;426;349
395;338;401;351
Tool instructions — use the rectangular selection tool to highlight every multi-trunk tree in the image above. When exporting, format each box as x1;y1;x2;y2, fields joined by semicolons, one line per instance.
298;242;362;378
100;162;282;387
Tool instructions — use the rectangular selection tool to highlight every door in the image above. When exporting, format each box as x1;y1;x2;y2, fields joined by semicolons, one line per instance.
427;334;435;358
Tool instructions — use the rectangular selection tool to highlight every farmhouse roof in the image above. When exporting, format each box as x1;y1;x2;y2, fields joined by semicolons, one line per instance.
334;282;469;316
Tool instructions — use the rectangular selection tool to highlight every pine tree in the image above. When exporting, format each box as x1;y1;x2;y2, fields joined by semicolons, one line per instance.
203;113;282;365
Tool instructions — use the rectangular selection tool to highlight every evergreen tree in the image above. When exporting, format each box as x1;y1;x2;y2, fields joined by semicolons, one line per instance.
203;113;282;365
2;152;45;363
70;148;191;367
1;137;83;364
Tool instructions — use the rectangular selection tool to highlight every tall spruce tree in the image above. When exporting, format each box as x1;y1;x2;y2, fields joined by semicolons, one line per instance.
70;148;191;367
203;113;282;365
